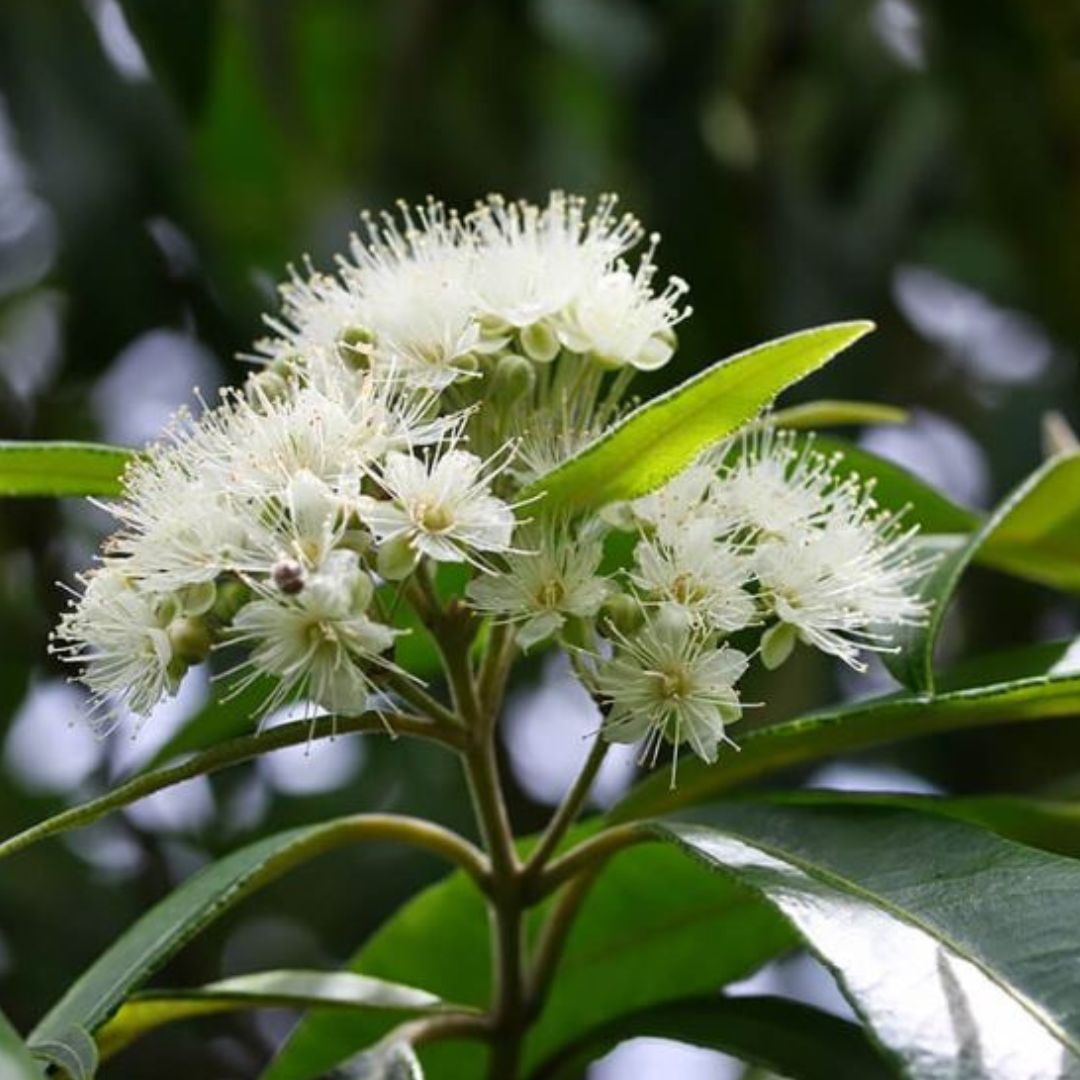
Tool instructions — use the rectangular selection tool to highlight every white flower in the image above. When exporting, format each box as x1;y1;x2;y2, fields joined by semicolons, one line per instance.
630;463;718;539
754;507;929;671
230;550;394;716
595;607;747;774
711;427;840;541
467;192;641;330
466;520;610;647
631;522;757;633
358;448;515;565
51;567;180;728
558;249;690;370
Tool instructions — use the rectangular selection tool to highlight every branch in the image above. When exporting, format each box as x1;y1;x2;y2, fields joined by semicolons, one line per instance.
0;711;464;862
534;823;653;899
522;737;609;884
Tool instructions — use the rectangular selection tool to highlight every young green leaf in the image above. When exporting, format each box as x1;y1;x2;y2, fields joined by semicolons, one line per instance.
523;321;875;512
771;398;909;429
0;441;132;498
658;802;1080;1079
531;994;893;1080
29;816;475;1048
611;636;1080;821
884;450;1080;692
262;840;794;1080
0;1007;44;1080
96;970;450;1060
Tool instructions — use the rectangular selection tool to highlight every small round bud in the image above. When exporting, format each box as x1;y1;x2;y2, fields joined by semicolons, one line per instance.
272;559;305;595
490;353;535;406
212;579;250;623
178;580;217;616
167;616;213;664
600;593;645;637
454;352;481;373
246;369;289;406
519;320;560;363
337;325;375;368
760;621;797;671
376;535;419;581
351;571;375;612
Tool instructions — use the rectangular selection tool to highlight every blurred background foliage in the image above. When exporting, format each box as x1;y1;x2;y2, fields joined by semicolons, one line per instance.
0;1;1078;1077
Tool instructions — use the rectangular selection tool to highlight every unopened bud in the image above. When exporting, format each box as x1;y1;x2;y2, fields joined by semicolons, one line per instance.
337;325;375;368
272;559;305;595
490;354;535;406
376;534;419;581
246;369;289;406
351;571;375;612
600;593;644;637
178;580;217;616
760;621;797;670
212;579;250;623
519;321;560;363
167;616;213;664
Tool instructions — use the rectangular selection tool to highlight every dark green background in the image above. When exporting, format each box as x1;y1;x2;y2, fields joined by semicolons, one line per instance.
0;2;1077;1076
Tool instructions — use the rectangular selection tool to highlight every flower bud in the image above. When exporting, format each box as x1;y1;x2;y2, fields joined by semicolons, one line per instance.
376;534;419;581
337;325;375;368
490;353;535;406
351;571;375;612
760;621;797;670
519;320;560;363
272;558;305;595
245;369;289;406
600;593;644;637
211;578;250;623
178;580;217;616
167;616;213;664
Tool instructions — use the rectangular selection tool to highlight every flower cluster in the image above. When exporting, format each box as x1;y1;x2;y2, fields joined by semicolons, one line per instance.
54;191;927;778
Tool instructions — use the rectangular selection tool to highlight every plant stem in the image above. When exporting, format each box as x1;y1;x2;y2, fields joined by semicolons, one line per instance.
523;736;609;884
536;823;653;898
0;711;460;862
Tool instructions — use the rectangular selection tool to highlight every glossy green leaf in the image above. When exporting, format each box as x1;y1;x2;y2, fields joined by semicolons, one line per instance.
740;790;1080;861
0;1007;44;1080
530;994;893;1080
886;451;1080;692
28;1027;98;1080
0;441;132;498
659;801;1080;1079
613;637;1080;821
263;841;794;1079
96;970;448;1060
772;398;909;429
30;816;432;1047
523;321;875;512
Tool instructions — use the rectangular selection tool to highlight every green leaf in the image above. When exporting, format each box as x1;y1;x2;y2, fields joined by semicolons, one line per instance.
612;636;1080;821
738;790;1080;861
30;816;439;1047
0;441;133;498
530;994;893;1080
772;398;909;429
658;801;1080;1079
0;1007;44;1080
523;321;875;512
263;840;794;1079
30;1026;98;1080
885;451;1080;692
96;970;449;1060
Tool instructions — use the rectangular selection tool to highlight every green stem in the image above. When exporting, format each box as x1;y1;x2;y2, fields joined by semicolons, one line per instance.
523;737;609;885
536;823;653;898
0;711;462;862
381;668;460;728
